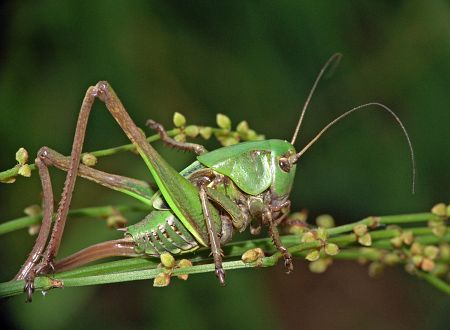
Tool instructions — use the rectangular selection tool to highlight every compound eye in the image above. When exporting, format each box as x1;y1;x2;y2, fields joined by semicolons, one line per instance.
279;157;291;172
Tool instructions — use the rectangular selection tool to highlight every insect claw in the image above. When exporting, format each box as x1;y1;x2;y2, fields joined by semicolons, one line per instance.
284;256;294;274
215;268;226;286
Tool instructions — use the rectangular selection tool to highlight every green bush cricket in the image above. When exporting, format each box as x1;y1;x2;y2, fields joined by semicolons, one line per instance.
14;54;415;301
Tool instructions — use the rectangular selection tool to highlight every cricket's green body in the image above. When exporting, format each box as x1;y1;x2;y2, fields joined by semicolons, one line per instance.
126;139;297;257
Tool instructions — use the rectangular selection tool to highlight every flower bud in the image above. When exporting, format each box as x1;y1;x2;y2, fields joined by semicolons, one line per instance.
18;164;31;177
173;112;186;127
177;258;193;280
160;252;175;269
242;248;265;263
15;147;29;165
153;272;171;287
324;243;339;256
305;250;320;261
358;233;372;246
431;202;446;217
184;125;199;138
316;214;335;228
216;114;231;129
199;127;212;140
81;153;98;167
424;245;439;260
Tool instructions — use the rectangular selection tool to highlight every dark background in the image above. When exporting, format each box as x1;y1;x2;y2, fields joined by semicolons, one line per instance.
0;1;449;329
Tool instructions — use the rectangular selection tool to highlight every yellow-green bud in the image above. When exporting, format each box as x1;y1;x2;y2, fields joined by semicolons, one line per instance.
383;253;401;265
153;272;171;287
176;258;192;280
324;243;339;256
424;245;439;260
433;224;447;237
28;224;41;236
368;261;384;278
420;258;435;272
358;233;372;247
241;248;265;263
106;214;127;229
308;259;330;273
236;121;249;134
412;255;423;267
160;252;175;269
410;242;423;255
81;153;98;167
24;204;41;217
15;147;29;165
316;227;327;241
216;113;231;129
390;236;403;248
173;112;186;127
221;137;239;146
353;224;368;236
439;244;450;260
246;129;257;140
301;231;316;243
431;202;447;217
199;127;212;140
174;134;186;143
401;230;414;245
305;250;320;261
316;214;335;228
18;164;31;177
184;125;199;138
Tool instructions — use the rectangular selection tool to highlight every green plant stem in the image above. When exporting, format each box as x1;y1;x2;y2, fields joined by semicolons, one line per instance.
0;126;236;183
0;204;151;235
420;272;450;295
0;212;448;299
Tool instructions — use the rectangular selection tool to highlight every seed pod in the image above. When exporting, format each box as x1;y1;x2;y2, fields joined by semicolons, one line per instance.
431;203;446;217
199;127;212;140
241;248;265;263
177;259;192;281
15;147;29;165
184;125;199;138
236;121;249;135
216;113;231;130
353;224;368;236
316;214;335;228
160;252;176;269
153;272;171;287
324;243;339;256
358;233;372;246
18;164;31;177
305;250;320;261
173;112;186;127
81;153;98;167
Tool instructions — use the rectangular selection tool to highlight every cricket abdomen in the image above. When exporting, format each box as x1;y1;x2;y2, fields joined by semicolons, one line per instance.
126;210;200;256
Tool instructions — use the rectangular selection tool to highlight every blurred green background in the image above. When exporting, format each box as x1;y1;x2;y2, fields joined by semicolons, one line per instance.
0;1;449;329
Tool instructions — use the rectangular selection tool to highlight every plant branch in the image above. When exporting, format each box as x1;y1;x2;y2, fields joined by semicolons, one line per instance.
0;211;448;299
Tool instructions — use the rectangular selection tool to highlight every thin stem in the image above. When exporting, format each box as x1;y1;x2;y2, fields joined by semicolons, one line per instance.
0;204;151;236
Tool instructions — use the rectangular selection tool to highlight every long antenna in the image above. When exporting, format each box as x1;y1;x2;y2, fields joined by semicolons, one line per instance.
290;53;342;145
291;102;416;193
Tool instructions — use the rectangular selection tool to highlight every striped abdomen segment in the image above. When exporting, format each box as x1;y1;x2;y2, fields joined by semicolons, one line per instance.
126;209;200;256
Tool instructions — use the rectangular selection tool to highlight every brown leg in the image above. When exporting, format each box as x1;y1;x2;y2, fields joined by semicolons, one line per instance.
199;185;225;285
38;147;154;205
146;119;206;155
14;157;54;301
264;210;293;273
